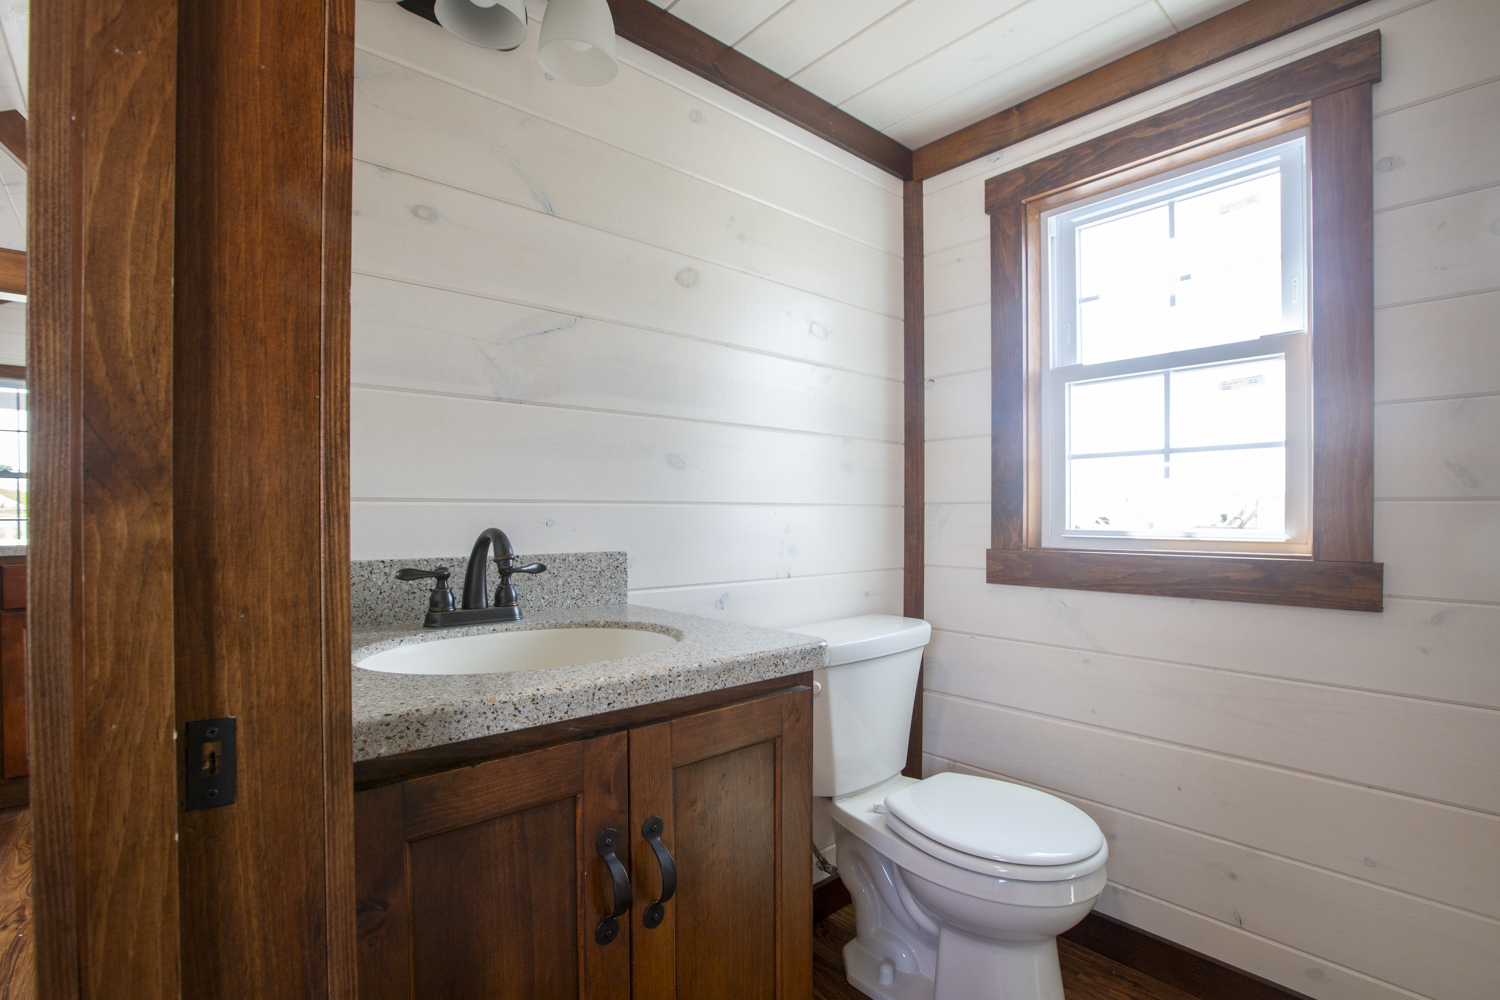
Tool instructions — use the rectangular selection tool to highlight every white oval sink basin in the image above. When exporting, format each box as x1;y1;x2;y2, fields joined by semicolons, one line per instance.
358;627;680;676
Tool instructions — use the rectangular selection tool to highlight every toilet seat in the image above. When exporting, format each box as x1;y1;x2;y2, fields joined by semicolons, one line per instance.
883;771;1105;873
884;811;1106;882
831;776;1108;901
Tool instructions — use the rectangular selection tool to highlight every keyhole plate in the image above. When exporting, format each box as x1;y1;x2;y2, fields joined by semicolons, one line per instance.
185;717;237;811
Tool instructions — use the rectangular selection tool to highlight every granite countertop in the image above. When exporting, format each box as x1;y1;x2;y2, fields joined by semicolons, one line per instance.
352;603;827;762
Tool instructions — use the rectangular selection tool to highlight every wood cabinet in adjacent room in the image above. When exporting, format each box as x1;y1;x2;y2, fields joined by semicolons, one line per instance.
354;682;813;1000
0;556;24;781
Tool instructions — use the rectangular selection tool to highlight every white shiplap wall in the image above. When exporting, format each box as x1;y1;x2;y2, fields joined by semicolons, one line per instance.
350;2;905;628
921;1;1500;998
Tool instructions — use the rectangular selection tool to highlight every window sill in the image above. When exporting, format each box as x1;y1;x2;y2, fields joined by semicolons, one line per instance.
986;548;1383;612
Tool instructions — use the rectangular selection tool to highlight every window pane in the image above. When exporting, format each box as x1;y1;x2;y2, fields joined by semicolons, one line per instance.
1164;448;1286;536
1170;357;1285;449
1068;455;1165;531
1059;137;1305;367
1069;373;1163;455
1068;448;1286;538
1172;173;1285;345
0;388;21;432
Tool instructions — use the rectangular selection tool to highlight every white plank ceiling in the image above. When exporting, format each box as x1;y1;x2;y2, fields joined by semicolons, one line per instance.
649;0;1250;148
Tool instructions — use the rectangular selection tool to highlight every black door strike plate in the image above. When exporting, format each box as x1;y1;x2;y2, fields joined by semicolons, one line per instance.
185;717;237;811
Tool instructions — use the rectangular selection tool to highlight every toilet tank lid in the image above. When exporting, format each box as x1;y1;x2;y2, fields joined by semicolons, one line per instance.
785;615;931;667
885;772;1104;866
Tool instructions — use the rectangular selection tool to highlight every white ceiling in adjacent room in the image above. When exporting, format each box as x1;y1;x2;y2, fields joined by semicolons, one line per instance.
0;2;23;253
649;0;1249;147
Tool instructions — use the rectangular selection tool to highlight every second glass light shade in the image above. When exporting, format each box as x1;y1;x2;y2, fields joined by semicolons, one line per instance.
538;0;618;86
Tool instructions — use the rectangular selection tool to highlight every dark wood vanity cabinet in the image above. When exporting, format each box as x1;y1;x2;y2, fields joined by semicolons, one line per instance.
354;683;813;1000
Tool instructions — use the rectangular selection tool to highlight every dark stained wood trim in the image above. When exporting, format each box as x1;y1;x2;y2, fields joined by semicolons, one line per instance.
353;673;815;790
1063;912;1316;1000
914;0;1370;179
987;550;1383;612
985;38;1382;612
172;0;357;993
0;249;23;298
1310;84;1375;563
30;0;183;993
779;687;815;997
0;365;22;382
604;0;912;179
983;33;1382;214
0;111;23;168
902;178;924;779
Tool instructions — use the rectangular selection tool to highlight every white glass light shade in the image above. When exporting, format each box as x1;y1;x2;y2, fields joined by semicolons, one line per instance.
434;0;528;51
538;0;617;87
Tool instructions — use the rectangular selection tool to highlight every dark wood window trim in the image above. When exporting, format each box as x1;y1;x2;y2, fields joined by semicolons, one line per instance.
985;33;1384;613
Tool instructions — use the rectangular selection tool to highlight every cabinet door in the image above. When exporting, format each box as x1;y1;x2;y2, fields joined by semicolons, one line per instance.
0;609;24;778
355;732;631;1000
629;689;812;1000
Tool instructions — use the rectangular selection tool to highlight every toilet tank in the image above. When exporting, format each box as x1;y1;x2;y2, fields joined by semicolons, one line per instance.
786;615;932;797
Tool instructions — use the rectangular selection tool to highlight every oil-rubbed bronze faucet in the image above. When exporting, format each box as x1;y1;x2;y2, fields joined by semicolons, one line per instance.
395;527;547;628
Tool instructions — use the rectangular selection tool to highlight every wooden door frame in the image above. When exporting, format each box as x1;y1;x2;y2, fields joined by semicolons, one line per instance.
28;0;358;996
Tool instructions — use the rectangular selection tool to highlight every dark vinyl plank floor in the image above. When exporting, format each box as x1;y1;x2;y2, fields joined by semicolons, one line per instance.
814;906;1202;1000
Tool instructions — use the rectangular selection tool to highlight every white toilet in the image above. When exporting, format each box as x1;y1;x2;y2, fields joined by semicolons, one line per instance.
789;615;1108;1000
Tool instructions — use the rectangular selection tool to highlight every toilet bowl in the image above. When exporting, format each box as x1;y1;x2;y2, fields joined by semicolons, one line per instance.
788;616;1108;1000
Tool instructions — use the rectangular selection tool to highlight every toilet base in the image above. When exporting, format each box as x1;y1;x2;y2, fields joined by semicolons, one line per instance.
843;936;935;1000
844;925;1066;1000
933;927;1064;1000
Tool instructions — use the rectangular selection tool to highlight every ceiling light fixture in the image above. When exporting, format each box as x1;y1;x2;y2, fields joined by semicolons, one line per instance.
537;0;617;87
432;0;527;50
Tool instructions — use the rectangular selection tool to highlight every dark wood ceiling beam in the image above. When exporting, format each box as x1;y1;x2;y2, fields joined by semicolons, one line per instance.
0;111;23;167
0;248;21;297
913;0;1371;179
605;0;913;180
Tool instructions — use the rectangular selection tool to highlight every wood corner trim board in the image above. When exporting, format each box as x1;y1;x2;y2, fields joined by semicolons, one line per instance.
902;178;924;780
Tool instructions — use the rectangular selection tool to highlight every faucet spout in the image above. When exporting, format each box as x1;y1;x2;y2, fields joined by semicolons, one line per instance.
462;527;517;610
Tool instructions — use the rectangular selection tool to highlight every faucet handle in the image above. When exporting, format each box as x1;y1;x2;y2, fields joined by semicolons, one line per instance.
496;561;546;578
395;566;457;614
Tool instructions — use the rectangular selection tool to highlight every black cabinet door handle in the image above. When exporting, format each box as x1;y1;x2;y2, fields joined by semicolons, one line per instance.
595;828;631;945
641;816;676;929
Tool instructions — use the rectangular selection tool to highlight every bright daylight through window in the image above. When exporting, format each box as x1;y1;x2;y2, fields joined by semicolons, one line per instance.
1041;135;1309;552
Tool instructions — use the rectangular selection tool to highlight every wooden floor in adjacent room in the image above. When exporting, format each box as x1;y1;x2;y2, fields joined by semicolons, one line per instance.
814;905;1201;1000
0;809;30;1000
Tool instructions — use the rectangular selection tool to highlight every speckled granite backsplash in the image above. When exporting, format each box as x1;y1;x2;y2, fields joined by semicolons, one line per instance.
351;552;627;628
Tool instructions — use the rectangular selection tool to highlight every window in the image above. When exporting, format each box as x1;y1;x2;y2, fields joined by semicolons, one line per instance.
984;35;1384;611
1041;136;1309;554
0;374;22;543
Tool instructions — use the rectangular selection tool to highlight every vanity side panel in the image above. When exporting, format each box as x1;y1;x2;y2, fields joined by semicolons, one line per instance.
779;691;814;999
